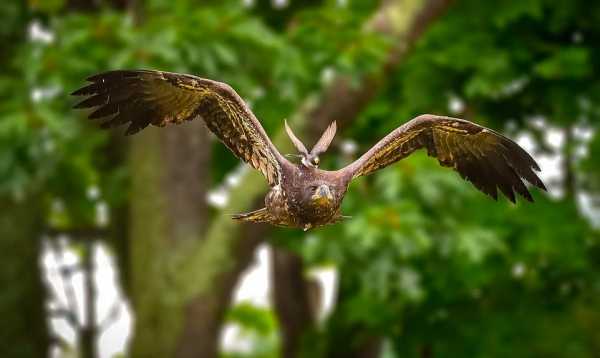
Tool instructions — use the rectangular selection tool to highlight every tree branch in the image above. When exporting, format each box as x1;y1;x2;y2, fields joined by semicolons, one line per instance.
271;247;316;358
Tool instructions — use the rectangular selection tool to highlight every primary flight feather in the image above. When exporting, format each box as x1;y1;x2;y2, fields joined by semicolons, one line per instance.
73;69;546;230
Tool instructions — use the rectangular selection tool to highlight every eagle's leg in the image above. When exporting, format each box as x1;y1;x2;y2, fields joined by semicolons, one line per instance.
232;207;274;223
332;214;352;223
304;214;351;231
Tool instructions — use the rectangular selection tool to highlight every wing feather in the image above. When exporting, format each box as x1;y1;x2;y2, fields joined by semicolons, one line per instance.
342;114;546;203
72;69;287;186
284;120;308;154
311;121;337;155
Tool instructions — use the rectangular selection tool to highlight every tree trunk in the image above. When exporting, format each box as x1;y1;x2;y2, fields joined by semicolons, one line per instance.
0;196;48;358
80;241;98;358
321;284;385;358
271;248;316;358
128;120;272;357
128;120;215;357
563;125;576;199
174;222;267;358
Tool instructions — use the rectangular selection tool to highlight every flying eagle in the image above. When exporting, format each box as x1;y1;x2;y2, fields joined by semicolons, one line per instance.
73;70;546;231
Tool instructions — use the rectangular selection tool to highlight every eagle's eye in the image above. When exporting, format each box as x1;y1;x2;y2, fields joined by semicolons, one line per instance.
311;157;320;166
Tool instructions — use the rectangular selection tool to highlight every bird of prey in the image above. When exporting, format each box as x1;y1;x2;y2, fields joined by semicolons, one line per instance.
73;70;546;231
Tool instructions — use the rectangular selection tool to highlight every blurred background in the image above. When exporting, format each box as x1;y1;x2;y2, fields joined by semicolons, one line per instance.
2;0;600;357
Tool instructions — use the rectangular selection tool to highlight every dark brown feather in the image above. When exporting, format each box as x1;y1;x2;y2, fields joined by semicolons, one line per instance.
72;69;288;186
342;114;546;202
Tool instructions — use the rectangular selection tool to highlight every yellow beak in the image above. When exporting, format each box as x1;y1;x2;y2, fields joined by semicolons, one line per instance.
312;185;333;205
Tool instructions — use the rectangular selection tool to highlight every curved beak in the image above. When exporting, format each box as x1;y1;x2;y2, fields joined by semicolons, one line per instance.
312;184;333;205
318;185;330;198
317;185;334;203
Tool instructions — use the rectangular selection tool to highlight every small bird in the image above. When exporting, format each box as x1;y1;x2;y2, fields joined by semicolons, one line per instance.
73;70;546;231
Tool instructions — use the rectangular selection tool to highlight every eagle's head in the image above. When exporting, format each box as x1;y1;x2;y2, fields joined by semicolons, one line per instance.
284;120;336;169
308;184;334;207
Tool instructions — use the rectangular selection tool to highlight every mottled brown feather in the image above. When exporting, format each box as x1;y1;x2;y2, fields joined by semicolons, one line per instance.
343;114;546;203
72;69;287;186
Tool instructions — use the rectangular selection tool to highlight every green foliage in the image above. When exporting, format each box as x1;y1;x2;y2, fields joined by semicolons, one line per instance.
534;46;591;80
228;302;277;335
222;303;279;358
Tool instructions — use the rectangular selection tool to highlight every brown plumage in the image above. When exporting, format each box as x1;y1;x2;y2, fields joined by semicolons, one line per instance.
73;70;547;230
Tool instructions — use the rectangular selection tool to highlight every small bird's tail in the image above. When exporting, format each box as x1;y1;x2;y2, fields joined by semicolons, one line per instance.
232;207;273;223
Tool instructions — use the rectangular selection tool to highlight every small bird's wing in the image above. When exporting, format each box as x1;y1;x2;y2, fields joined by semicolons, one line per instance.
72;69;286;185
311;121;337;156
284;120;308;154
341;114;546;202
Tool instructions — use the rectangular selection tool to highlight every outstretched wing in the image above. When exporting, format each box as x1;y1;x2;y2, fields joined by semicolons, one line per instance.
342;114;546;202
72;69;286;185
311;121;337;156
284;119;308;154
